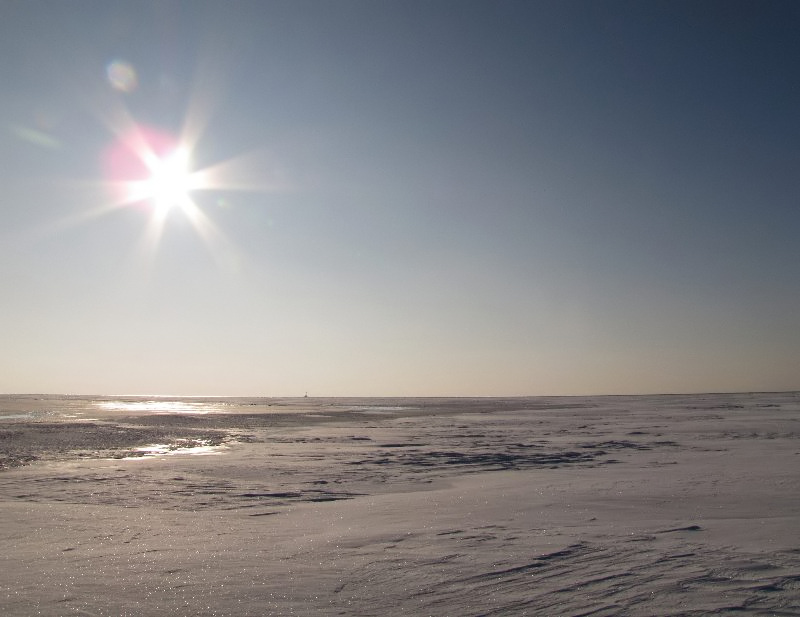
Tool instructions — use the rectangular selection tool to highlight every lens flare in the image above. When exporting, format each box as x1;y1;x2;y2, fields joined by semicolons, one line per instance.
106;60;138;93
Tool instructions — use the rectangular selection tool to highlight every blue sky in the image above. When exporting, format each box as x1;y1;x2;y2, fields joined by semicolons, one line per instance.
1;1;798;395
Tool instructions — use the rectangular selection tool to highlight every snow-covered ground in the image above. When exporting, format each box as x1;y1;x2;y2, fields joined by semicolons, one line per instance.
1;393;798;615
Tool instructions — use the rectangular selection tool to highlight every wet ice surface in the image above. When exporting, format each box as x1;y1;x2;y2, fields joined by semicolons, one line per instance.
121;440;226;459
0;394;235;420
0;393;799;615
95;400;222;414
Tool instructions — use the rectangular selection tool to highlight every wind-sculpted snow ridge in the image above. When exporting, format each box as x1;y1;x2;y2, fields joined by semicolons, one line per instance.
331;532;800;616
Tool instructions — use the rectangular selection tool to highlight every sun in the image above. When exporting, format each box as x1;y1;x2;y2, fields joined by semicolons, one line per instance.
97;115;285;267
104;125;200;216
99;125;228;262
139;147;196;215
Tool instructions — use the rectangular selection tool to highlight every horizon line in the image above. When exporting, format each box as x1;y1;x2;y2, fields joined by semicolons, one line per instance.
2;389;798;399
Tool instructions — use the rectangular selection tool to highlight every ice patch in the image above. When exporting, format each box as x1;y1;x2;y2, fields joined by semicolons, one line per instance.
95;400;222;414
119;439;225;459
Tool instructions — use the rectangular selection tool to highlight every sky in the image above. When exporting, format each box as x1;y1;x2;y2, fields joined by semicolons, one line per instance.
1;0;798;397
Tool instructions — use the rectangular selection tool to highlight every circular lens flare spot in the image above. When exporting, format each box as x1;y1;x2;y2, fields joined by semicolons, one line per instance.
106;60;138;93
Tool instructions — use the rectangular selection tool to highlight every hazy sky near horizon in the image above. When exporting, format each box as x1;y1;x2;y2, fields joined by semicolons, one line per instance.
1;1;798;396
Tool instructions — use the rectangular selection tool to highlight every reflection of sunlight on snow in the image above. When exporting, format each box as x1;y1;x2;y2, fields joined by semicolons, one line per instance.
120;439;225;459
95;400;222;414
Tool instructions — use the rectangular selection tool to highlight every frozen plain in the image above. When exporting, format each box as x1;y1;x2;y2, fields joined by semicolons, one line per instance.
0;393;798;616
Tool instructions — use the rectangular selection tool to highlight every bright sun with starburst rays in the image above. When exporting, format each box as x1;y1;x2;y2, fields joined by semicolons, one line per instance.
91;59;289;268
136;146;196;216
105;125;200;216
101;122;230;263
